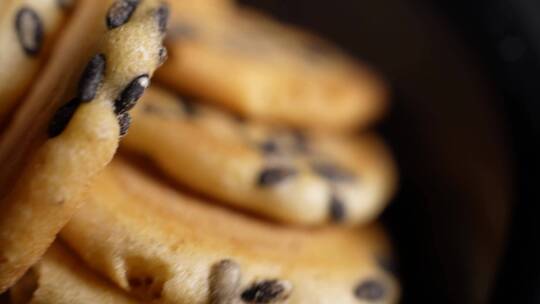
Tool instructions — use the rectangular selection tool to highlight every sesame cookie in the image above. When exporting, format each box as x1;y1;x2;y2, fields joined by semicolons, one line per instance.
122;86;396;226
10;242;139;304
168;0;233;16
61;159;400;304
0;0;74;126
0;0;167;292
156;5;387;131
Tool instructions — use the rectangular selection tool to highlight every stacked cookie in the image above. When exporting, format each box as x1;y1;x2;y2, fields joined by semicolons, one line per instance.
0;0;168;297
0;0;399;303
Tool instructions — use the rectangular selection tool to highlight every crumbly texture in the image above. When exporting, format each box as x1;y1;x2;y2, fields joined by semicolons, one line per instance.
0;0;167;292
122;86;396;225
10;242;139;304
61;160;400;304
0;0;72;127
156;4;387;131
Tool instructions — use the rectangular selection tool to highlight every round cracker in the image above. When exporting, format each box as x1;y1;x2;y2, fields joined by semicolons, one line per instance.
157;5;387;131
61;159;400;303
122;86;396;225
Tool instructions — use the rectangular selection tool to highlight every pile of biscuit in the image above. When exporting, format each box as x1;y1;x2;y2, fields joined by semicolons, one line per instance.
0;0;399;303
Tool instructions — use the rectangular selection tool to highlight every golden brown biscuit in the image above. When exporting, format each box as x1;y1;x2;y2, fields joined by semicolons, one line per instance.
122;86;396;225
0;0;168;292
0;0;73;126
61;159;400;303
157;5;387;131
10;242;139;304
166;0;233;16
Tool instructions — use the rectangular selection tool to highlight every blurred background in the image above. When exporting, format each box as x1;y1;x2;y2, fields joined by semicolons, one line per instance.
238;0;540;303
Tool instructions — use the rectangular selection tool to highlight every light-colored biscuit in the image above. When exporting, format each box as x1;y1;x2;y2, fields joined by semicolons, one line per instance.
0;0;167;292
156;4;387;131
0;0;73;127
122;86;396;225
10;241;139;304
61;159;400;304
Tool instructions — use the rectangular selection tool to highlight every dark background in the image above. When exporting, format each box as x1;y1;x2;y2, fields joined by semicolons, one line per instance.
239;0;540;303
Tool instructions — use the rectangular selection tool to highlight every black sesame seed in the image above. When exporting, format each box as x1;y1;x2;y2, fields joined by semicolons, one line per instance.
57;0;74;10
48;98;81;138
209;259;241;304
259;140;279;155
241;280;290;303
158;46;168;66
329;195;346;223
15;7;43;56
177;96;198;116
155;3;169;34
376;255;398;275
257;167;297;187
354;279;386;301
291;130;309;153
311;162;355;182
118;112;131;138
78;54;106;102
106;0;140;29
114;74;149;115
